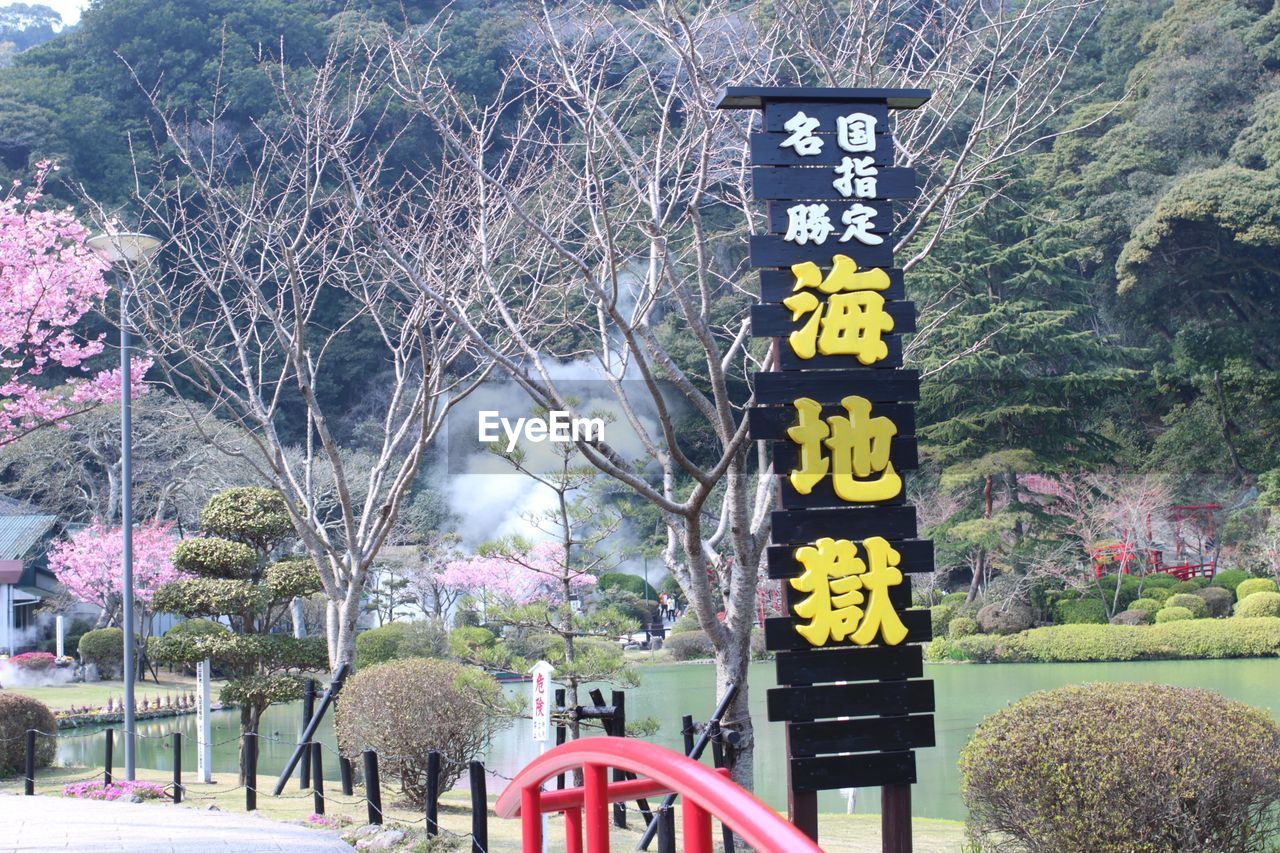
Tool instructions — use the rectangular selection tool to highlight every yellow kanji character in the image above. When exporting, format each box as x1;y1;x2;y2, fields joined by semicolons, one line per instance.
782;256;894;364
825;395;901;501
785;397;829;495
786;396;902;502
790;536;908;646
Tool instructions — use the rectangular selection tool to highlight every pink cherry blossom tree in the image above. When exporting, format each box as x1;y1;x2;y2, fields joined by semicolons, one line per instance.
438;541;596;606
47;520;185;630
0;163;147;447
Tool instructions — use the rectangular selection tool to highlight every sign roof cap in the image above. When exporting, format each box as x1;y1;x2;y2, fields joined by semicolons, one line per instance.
715;86;931;110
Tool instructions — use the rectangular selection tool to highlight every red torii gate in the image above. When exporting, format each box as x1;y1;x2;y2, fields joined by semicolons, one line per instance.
496;737;822;853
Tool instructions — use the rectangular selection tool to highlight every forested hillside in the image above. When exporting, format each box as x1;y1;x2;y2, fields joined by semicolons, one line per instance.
1;0;1277;597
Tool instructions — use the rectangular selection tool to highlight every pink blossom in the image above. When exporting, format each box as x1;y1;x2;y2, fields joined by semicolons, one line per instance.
439;541;596;605
0;165;148;445
47;520;185;609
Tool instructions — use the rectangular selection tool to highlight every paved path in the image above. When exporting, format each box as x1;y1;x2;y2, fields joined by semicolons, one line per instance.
0;793;354;852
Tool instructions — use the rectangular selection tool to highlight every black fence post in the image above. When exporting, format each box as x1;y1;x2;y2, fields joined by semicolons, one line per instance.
103;728;114;786
681;714;695;756
311;741;325;816
244;733;257;812
425;749;440;837
172;731;182;804
300;678;315;789
611;689;627;828
363;749;382;825
469;761;487;853
657;807;677;853
23;730;35;795
554;688;566;791
340;755;354;796
708;721;735;853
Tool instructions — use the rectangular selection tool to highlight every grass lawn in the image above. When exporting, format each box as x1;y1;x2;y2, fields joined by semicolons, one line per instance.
5;673;226;711
0;765;967;851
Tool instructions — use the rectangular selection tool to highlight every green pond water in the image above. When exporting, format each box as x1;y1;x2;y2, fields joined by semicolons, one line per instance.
55;658;1279;821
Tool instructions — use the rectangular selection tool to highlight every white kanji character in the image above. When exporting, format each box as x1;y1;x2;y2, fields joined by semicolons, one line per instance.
837;113;878;153
833;156;878;199
780;111;823;157
784;203;834;246
839;204;883;246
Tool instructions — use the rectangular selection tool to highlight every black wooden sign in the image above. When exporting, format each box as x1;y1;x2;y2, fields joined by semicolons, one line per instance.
717;85;934;836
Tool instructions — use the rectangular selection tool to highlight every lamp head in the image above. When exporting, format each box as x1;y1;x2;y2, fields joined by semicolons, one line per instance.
86;232;163;265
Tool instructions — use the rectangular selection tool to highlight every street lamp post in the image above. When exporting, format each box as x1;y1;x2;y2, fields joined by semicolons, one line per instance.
86;231;162;782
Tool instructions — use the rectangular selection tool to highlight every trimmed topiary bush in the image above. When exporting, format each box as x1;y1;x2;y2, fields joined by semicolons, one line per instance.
1128;597;1161;614
1209;568;1251;593
665;630;714;661
1169;578;1207;594
1155;606;1195;623
78;627;124;678
930;604;954;637
1111;609;1151;626
948;616;979;638
1237;578;1279;602
1139;573;1178;589
1195;586;1234;618
960;683;1280;851
1236;591;1280;619
1143;586;1171;602
165;618;230;639
0;694;56;776
335;658;507;809
356;620;449;669
940;591;969;607
977;602;1033;635
170;538;257;580
1054;597;1108;625
669;612;701;634
1165;593;1208;619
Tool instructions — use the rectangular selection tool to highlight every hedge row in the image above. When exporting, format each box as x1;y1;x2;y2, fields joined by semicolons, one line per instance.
926;617;1280;663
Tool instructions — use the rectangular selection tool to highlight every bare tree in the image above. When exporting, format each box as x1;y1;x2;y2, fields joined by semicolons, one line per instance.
88;49;490;669
343;0;1109;787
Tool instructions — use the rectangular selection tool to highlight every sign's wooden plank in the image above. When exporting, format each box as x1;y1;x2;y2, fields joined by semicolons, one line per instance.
767;679;935;721
772;436;918;473
767;201;894;235
762;101;891;132
750;403;916;440
754;371;919;405
776;340;903;370
789;751;917;792
750;235;893;270
778;481;907;509
774;644;924;685
752;133;894;166
764;610;932;652
781;573;912;612
768;540;934;577
759;268;903;302
788;716;936;758
771;505;918;543
750;301;916;337
753;167;917;201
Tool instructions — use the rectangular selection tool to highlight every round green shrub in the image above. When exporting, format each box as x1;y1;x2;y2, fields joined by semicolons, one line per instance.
940;591;969;607
665;630;714;661
1195;586;1234;618
0;694;56;776
356;621;447;669
165;619;230;639
596;572;659;601
1209;568;1251;593
1155;606;1194;623
170;537;257;579
1111;609;1152;626
1143;586;1171;602
976;602;1034;635
669;612;701;634
335;658;506;809
948;616;979;638
960;683;1280;851
264;557;322;599
1235;591;1280;619
1128;597;1162;613
1165;593;1209;619
1139;573;1178;589
78;627;124;678
356;622;412;669
1053;597;1108;625
930;604;954;637
1169;578;1207;594
1237;578;1279;602
199;486;293;550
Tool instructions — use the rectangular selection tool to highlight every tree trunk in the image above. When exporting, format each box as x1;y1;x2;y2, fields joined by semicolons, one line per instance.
713;636;753;791
332;587;362;671
237;702;264;786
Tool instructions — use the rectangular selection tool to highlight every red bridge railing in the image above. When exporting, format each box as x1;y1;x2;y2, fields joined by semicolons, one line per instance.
494;737;822;853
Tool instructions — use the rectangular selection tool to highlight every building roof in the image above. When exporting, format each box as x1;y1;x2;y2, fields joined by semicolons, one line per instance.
0;509;57;561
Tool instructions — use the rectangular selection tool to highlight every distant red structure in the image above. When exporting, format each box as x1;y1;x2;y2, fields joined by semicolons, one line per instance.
1091;504;1221;580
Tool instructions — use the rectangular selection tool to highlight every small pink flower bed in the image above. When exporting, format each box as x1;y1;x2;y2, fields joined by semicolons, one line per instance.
9;652;55;671
63;780;168;801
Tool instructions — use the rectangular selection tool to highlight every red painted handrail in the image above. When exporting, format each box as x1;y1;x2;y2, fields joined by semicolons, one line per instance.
495;737;822;853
